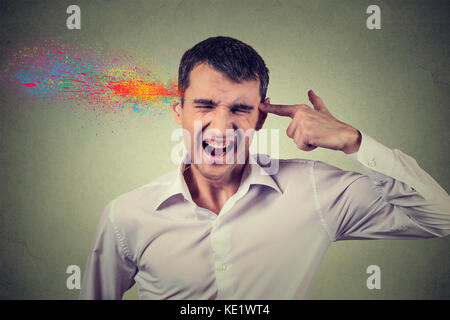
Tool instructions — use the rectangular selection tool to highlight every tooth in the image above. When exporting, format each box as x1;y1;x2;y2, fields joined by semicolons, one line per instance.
203;138;233;149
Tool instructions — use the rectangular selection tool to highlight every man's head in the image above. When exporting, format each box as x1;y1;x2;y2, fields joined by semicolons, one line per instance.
173;36;270;181
177;36;269;106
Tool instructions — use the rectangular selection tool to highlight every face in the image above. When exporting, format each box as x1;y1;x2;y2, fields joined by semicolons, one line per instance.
172;63;268;181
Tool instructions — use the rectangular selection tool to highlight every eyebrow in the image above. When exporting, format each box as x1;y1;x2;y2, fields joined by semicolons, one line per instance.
193;99;254;110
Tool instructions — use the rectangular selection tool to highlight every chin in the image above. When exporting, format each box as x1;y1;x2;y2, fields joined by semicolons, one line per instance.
194;162;236;181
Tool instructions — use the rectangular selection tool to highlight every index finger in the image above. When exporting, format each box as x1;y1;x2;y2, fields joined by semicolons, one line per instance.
259;103;298;118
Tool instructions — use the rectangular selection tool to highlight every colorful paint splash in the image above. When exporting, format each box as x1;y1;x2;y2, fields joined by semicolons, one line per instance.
1;40;181;123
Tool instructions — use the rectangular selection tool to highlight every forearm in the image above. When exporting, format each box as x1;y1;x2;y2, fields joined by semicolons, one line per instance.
346;131;450;237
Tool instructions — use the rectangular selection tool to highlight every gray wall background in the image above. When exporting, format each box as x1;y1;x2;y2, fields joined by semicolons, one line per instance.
0;0;448;299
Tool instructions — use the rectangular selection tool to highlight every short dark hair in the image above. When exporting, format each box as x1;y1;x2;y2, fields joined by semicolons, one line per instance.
178;36;269;105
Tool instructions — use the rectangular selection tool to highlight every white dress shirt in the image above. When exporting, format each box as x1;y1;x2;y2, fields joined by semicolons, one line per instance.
80;131;450;300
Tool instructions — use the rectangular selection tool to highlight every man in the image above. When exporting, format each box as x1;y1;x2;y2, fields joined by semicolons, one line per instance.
80;36;450;299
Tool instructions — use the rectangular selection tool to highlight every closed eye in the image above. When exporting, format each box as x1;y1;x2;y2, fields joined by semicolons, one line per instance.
194;103;253;114
231;108;250;114
195;105;214;110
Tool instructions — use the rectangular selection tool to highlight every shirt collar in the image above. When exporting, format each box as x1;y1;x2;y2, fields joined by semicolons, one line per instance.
154;153;282;211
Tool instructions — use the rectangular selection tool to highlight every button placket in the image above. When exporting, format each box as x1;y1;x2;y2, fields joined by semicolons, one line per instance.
210;223;234;299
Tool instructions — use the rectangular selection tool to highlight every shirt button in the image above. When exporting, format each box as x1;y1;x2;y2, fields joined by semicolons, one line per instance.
368;159;376;168
220;264;228;271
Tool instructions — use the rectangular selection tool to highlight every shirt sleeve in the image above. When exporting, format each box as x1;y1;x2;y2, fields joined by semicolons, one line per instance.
313;131;450;241
79;200;137;299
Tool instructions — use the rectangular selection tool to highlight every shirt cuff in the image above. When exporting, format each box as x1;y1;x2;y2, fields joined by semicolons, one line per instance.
345;131;396;183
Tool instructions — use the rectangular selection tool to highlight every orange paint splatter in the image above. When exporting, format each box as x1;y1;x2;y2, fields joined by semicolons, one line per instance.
107;80;179;102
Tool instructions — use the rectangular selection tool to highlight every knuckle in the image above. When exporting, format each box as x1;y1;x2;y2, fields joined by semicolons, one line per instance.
292;106;302;115
302;120;311;131
295;105;305;113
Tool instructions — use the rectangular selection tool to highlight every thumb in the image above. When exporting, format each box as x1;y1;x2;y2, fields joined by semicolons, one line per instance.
308;90;330;114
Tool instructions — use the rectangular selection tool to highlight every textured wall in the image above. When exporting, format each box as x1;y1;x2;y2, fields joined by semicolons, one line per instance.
0;0;448;299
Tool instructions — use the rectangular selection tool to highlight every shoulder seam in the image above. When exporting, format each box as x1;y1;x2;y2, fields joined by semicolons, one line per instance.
108;199;135;262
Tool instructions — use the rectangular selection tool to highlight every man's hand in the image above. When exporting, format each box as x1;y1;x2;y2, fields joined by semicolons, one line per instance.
259;90;362;154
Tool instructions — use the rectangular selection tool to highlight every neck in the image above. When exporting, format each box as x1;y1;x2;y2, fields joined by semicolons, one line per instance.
184;163;247;215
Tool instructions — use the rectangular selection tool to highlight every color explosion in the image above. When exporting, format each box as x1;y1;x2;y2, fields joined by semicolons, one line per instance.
1;40;181;123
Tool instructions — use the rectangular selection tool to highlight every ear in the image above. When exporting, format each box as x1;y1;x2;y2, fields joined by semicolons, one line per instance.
172;99;182;125
255;97;269;131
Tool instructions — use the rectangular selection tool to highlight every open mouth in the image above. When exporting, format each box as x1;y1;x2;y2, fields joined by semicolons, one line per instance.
202;138;234;157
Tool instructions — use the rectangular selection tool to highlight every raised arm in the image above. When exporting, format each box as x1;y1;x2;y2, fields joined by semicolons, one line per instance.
260;89;450;240
314;131;450;240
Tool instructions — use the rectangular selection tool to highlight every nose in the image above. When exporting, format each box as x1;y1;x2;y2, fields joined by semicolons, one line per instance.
207;107;235;137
